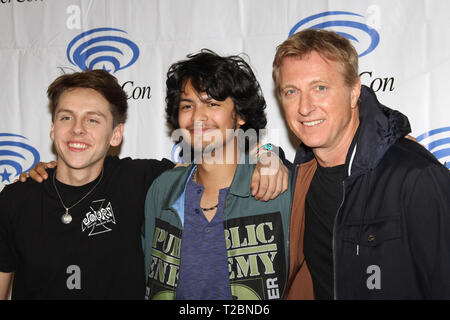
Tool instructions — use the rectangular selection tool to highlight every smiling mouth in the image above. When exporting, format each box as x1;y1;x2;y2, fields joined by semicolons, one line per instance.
67;142;89;150
189;127;215;135
302;120;324;127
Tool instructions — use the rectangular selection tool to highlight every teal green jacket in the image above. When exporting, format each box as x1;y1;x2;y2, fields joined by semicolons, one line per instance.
142;162;292;300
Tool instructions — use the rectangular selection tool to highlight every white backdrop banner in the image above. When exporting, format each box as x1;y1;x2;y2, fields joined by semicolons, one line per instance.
1;0;449;190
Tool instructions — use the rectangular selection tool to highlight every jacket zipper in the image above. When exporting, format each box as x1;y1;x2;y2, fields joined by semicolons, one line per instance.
222;189;234;299
169;206;184;299
168;165;197;299
332;180;346;300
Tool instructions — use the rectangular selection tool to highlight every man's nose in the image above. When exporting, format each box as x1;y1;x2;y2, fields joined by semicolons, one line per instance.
72;118;87;135
298;93;315;116
192;105;208;122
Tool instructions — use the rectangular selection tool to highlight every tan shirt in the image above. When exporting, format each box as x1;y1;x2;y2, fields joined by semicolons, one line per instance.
285;159;317;300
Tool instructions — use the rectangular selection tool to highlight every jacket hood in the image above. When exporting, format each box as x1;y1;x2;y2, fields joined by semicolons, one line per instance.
293;85;411;177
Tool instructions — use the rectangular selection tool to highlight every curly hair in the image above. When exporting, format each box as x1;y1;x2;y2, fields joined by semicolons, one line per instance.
165;49;267;135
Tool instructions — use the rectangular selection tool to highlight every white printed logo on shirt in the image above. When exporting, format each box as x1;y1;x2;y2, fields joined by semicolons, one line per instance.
81;199;116;236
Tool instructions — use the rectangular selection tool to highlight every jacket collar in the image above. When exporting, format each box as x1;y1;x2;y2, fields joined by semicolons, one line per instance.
161;152;254;210
293;85;411;177
161;164;196;210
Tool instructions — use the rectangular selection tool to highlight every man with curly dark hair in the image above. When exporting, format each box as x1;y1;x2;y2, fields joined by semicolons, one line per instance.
165;49;267;135
142;50;292;300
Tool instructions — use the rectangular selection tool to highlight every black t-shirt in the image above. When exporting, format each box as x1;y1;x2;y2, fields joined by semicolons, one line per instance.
0;156;173;299
303;163;345;300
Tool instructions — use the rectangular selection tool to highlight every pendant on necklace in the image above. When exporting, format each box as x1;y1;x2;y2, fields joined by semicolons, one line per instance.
61;209;72;224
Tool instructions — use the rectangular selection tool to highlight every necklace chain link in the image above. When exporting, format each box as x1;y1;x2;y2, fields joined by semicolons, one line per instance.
53;168;104;212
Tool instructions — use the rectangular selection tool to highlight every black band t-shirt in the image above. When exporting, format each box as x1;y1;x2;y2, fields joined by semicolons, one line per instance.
0;156;173;299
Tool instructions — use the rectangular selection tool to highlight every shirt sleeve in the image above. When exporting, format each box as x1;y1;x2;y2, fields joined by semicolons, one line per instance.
122;157;174;192
406;164;450;298
141;158;174;191
121;157;174;226
0;186;17;272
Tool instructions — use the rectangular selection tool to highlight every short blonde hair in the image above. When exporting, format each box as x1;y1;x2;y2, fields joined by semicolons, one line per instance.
272;29;359;97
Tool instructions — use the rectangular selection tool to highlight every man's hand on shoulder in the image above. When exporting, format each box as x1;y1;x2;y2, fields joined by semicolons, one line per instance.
251;147;289;202
16;161;57;183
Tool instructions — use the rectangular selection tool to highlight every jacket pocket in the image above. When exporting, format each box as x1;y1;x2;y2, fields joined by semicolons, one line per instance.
342;215;401;247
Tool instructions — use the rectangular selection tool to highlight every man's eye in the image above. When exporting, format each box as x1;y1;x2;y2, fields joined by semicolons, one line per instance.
180;105;192;110
88;119;99;123
316;85;326;91
284;89;297;96
209;102;219;107
60;116;71;121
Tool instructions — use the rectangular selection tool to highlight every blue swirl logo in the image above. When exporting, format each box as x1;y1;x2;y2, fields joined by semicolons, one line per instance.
289;11;380;57
67;27;140;73
416;126;450;169
0;133;40;184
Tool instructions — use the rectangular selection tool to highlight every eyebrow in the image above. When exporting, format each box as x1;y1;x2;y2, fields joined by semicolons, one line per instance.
179;96;214;103
309;79;327;85
86;111;107;119
280;79;327;90
280;84;298;91
55;109;107;119
55;108;74;115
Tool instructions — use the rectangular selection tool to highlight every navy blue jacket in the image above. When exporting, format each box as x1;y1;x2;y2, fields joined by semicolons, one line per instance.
291;85;450;299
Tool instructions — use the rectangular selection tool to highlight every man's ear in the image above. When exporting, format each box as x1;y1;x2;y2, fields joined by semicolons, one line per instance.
237;115;246;128
110;123;124;147
50;122;55;141
350;78;361;109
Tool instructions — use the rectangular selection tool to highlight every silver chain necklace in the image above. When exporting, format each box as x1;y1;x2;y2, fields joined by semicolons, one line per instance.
53;168;104;224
